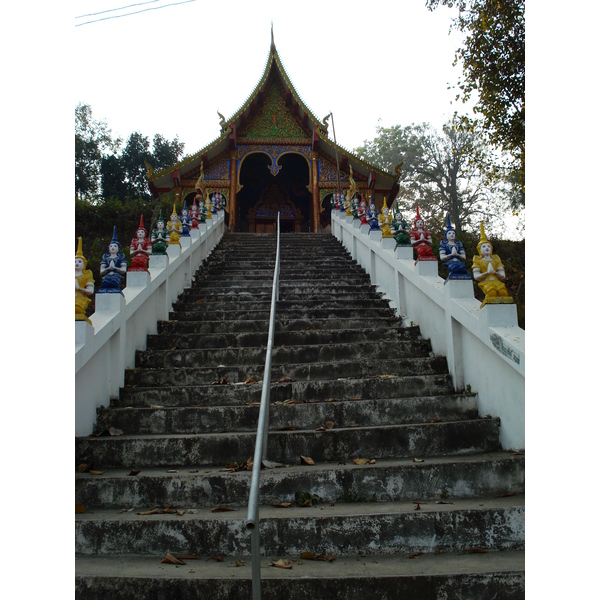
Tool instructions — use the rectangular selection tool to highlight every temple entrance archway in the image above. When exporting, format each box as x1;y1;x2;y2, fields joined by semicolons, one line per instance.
236;152;311;232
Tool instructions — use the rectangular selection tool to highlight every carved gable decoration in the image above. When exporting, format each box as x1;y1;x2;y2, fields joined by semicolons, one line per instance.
238;80;307;140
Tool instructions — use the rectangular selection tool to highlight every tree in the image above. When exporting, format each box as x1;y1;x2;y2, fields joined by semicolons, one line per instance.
426;0;525;206
355;117;511;235
101;131;185;201
75;103;120;201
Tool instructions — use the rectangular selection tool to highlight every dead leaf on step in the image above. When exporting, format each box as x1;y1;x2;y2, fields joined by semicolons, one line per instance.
352;458;370;465
300;455;315;466
170;346;177;351
325;397;340;403
207;556;225;562
315;426;326;431
271;559;293;569
413;458;424;463
178;554;200;560
162;552;185;565
244;378;256;384
272;502;293;508
465;548;488;554
275;424;297;431
77;463;91;473
348;423;359;428
283;399;302;404
325;421;334;429
434;549;444;554
195;299;204;303
245;402;261;407
220;461;240;472
75;503;86;514
327;552;335;562
349;397;362;401
428;419;441;423
109;427;123;436
304;326;314;331
499;492;516;498
138;508;161;515
235;560;246;567
405;552;423;559
211;506;235;512
278;377;293;383
300;551;326;561
149;405;164;409
414;503;421;511
369;459;376;464
176;509;185;516
378;374;399;379
89;470;104;476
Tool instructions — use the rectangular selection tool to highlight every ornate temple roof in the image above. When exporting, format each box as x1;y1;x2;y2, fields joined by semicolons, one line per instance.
148;29;398;199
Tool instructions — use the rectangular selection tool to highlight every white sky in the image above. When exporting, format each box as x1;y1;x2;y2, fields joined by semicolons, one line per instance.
74;0;467;154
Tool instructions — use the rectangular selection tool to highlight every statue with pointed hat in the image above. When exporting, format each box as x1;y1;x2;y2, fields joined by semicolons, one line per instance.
366;196;380;231
410;206;435;260
390;199;410;248
75;237;95;322
98;226;127;294
151;210;170;255
357;194;368;225
378;197;394;238
439;213;470;281
130;215;152;271
472;222;513;307
189;197;201;228
179;200;192;237
167;202;182;246
195;164;212;220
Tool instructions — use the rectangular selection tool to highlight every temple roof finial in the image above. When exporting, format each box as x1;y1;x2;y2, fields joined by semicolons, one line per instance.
271;22;275;50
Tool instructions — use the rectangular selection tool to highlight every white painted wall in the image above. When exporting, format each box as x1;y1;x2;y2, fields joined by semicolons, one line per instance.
75;212;225;436
332;211;524;451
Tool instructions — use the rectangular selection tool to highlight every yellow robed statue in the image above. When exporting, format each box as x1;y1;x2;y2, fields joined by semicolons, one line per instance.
167;203;182;246
472;222;513;307
75;237;95;323
378;197;393;238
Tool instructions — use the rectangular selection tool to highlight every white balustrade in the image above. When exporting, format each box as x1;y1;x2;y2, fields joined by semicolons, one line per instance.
75;212;225;436
332;210;524;451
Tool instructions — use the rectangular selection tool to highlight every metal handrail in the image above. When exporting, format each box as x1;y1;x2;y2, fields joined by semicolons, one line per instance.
246;212;281;600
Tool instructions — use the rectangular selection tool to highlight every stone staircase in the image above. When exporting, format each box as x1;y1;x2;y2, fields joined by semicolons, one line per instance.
75;232;525;599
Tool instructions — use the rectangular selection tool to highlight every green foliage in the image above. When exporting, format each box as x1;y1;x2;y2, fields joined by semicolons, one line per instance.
76;103;185;203
295;491;320;507
426;0;525;205
355;117;511;235
75;103;121;201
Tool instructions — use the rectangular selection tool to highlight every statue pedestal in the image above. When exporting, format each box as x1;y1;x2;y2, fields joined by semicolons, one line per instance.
479;302;518;328
360;223;370;235
190;228;200;242
149;255;169;270
369;230;382;242
76;320;94;346
395;246;413;260
180;236;191;250
381;237;395;250
444;278;474;298
199;222;208;234
352;219;360;229
345;215;354;224
167;244;181;259
415;259;438;277
95;292;125;313
127;271;150;288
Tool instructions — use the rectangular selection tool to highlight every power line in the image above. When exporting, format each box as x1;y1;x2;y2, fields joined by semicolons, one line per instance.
75;0;196;27
75;1;161;19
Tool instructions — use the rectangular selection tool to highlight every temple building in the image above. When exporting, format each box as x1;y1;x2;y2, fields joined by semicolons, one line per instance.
147;31;398;233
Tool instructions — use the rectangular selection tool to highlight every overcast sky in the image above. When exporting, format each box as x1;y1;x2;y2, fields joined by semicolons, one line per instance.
74;0;468;154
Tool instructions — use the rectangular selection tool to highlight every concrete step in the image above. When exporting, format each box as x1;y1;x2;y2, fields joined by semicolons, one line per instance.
156;316;410;336
75;495;523;556
76;452;525;509
124;356;447;387
169;306;397;321
134;339;433;370
178;288;385;303
75;417;500;468
144;327;421;351
75;550;525;600
119;373;452;407
97;394;479;434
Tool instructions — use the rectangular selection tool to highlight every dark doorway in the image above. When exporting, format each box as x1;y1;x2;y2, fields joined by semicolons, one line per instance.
237;152;311;232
